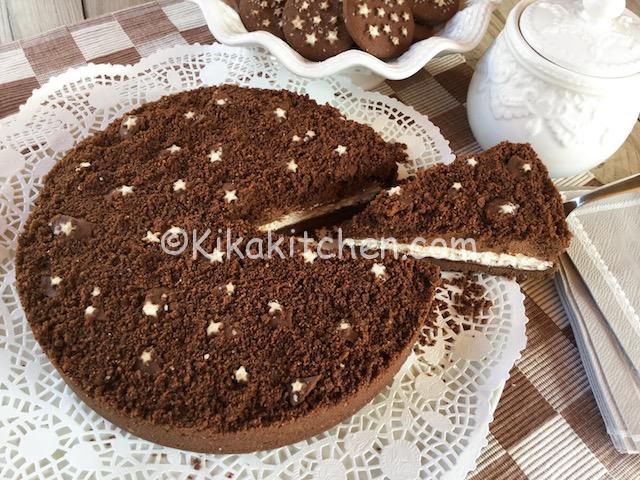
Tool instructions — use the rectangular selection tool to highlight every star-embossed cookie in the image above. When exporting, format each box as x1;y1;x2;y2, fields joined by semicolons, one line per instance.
343;0;415;59
239;0;286;38
282;0;353;61
412;0;459;26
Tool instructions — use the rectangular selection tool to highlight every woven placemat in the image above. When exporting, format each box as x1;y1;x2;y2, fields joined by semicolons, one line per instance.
0;1;637;478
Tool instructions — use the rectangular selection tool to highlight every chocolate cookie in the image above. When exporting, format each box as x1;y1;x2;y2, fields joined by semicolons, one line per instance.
413;22;434;42
239;0;286;38
282;0;353;61
343;0;415;59
412;0;459;26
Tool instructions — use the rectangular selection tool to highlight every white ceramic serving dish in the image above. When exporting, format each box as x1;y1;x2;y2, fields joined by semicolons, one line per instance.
191;0;500;83
467;0;640;178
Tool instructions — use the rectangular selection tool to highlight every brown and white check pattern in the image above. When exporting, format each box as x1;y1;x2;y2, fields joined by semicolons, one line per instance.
0;1;637;478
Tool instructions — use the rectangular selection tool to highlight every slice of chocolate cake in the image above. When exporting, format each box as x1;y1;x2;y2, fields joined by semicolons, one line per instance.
340;142;571;279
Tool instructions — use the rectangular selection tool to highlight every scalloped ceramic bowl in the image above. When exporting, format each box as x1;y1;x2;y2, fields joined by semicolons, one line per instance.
191;0;500;83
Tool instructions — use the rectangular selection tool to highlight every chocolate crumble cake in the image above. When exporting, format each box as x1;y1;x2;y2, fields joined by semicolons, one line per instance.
68;84;404;231
341;142;571;279
15;85;438;453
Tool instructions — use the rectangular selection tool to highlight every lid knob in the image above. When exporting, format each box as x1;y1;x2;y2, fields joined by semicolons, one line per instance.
582;0;626;28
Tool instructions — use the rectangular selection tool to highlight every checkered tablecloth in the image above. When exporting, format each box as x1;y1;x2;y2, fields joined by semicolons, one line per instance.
0;1;638;478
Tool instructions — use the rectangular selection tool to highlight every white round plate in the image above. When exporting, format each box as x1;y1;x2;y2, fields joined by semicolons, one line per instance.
0;43;526;480
192;0;501;80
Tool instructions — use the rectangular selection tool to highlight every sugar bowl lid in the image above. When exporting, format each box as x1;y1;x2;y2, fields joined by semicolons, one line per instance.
520;0;640;78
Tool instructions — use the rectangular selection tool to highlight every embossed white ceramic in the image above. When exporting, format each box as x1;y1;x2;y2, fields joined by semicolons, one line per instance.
191;0;501;83
467;0;640;178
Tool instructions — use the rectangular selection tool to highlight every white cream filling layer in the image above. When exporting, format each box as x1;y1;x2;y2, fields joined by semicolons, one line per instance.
258;189;379;232
349;239;553;271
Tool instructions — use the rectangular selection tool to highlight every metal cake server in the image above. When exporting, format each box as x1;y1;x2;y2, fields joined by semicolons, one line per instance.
563;173;640;217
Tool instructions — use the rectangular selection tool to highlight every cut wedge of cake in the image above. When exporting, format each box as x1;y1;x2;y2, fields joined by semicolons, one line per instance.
340;142;571;279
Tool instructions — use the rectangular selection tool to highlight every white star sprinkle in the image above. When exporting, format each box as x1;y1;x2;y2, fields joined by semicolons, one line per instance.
401;26;408;36
143;301;160;317
326;30;338;43
312;15;321;24
390;12;399;22
292;134;302;142
305;130;316;139
224;189;238;203
85;306;96;316
216;98;227;105
209;148;223;162
57;220;76;236
368;24;380;38
339;321;351;330
291;15;305;29
522;163;532;172
335;145;347;155
143;230;161;243
320;0;329;8
50;276;62;286
358;3;371;16
396;162;410;180
377;7;385;16
173;179;186;191
287;160;299;173
302;249;318;264
274;108;287;119
391;36;399;45
402;12;409;20
75;161;91;171
291;380;305;392
208;248;225;263
387;186;402;196
467;157;478;166
499;203;519;214
371;263;386;279
225;282;235;295
268;301;282;314
305;33;318;45
207;321;223;335
300;0;309;9
123;116;138;129
167;144;181;154
383;24;391;33
118;185;134;196
234;366;249;383
140;350;152;364
184;111;195;119
452;182;462;190
91;286;101;297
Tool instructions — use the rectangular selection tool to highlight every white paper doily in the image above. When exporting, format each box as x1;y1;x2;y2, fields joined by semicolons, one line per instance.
0;44;527;479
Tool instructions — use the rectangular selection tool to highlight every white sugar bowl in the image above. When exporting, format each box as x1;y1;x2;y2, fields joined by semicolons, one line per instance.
467;0;640;178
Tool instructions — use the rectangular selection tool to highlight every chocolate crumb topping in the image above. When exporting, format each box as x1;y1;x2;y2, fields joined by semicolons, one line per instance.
15;85;436;453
